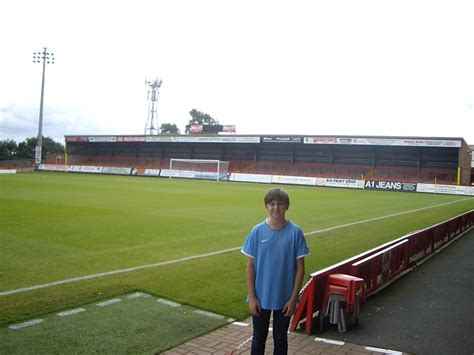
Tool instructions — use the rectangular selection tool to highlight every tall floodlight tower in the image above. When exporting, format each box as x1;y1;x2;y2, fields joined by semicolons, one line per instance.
144;78;163;135
32;47;55;165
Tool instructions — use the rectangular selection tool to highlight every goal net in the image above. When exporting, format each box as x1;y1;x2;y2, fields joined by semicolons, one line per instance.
169;159;230;181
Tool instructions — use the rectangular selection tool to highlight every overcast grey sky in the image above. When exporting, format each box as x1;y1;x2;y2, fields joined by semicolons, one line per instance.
1;0;473;144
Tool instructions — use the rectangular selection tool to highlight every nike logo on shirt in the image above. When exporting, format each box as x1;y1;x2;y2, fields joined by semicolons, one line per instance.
261;239;270;243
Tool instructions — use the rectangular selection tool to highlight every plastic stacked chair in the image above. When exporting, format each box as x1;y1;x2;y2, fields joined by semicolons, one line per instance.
321;273;365;332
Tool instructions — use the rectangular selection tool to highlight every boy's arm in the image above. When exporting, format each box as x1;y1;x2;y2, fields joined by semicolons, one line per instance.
246;257;261;316
283;257;305;317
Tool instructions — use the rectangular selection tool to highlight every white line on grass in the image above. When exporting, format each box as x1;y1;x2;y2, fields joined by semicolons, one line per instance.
0;247;240;297
194;309;225;319
157;298;181;307
96;298;122;307
127;292;151;299
0;198;469;297
8;319;44;330
306;199;470;236
56;308;86;317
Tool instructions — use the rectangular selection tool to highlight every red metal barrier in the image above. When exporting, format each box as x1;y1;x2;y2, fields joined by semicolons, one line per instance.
291;209;473;334
351;239;409;297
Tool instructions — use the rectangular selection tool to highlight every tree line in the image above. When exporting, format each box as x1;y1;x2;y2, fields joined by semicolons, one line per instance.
0;137;65;161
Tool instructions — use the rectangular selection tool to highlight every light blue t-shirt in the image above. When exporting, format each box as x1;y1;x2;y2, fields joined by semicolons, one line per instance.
241;220;310;310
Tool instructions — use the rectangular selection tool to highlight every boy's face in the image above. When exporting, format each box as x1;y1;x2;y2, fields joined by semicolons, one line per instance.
265;199;288;220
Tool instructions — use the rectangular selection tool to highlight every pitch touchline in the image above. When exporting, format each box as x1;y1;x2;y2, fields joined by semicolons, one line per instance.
0;198;468;297
0;248;241;297
306;199;469;236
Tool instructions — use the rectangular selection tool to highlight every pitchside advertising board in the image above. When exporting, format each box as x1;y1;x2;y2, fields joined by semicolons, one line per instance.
303;137;462;148
321;178;364;189
37;165;473;195
261;137;303;143
35;146;42;164
364;180;417;192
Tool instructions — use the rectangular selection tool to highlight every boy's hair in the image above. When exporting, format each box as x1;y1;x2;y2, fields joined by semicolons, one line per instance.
264;188;290;208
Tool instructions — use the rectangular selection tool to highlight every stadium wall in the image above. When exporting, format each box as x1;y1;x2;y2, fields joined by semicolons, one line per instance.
64;134;471;186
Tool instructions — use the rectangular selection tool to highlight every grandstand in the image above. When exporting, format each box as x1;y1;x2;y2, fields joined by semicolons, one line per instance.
64;134;472;185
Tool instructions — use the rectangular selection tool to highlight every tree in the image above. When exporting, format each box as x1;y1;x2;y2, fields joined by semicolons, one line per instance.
16;137;65;160
185;109;219;134
0;139;18;161
160;123;180;134
16;138;36;160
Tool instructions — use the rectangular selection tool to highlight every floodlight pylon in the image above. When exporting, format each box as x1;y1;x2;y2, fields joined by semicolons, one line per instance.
144;78;162;135
32;47;55;164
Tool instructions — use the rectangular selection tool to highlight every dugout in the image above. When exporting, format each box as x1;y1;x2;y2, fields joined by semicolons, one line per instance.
64;134;472;186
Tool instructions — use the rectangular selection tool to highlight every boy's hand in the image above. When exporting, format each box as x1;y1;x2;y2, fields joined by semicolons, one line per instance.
283;298;297;317
249;296;261;316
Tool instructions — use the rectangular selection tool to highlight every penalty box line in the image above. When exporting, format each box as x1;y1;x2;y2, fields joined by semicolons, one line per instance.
0;198;469;297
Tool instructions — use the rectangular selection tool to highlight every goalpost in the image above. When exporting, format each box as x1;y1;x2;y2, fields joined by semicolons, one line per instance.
169;159;230;181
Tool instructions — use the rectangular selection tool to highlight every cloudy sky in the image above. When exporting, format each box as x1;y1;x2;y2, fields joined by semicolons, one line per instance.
1;0;473;144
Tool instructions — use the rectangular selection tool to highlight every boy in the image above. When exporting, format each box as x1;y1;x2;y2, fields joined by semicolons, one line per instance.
241;188;310;354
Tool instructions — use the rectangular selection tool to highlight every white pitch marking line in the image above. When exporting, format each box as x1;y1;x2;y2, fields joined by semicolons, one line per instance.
0;247;240;297
365;346;403;354
8;319;44;330
96;298;121;307
56;308;86;317
306;199;470;236
194;310;225;319
314;337;345;346
127;292;150;299
0;199;468;298
157;298;181;307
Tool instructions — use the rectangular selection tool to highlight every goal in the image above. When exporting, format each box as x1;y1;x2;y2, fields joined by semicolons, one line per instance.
169;159;230;181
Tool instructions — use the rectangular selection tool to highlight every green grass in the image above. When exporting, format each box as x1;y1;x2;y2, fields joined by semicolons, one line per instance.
0;292;228;354
0;172;473;327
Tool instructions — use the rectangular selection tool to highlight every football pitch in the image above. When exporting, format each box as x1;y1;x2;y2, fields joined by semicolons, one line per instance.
1;172;473;330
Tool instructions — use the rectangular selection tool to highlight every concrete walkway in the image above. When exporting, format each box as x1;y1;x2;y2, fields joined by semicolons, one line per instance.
162;317;406;354
163;228;473;355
